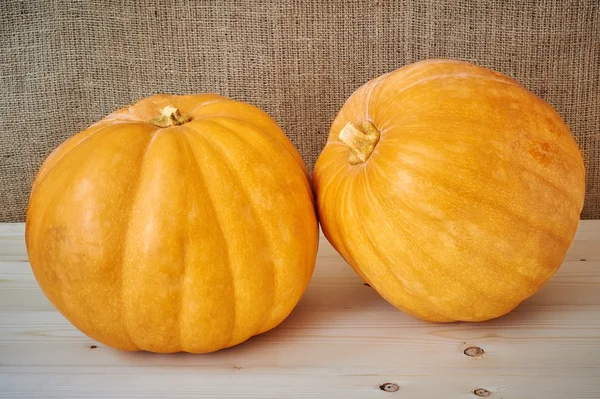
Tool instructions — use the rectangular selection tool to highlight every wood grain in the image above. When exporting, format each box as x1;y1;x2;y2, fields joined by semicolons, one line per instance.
1;222;599;398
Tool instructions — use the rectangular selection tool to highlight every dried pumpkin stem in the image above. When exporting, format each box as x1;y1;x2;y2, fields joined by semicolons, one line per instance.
149;105;192;127
338;121;381;165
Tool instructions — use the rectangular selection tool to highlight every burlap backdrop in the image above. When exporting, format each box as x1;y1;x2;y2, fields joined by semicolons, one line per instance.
1;0;599;221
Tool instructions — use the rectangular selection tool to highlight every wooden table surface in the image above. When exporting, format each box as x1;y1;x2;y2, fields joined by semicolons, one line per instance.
0;222;599;398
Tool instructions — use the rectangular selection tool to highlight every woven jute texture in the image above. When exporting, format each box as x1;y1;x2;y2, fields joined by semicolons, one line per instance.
1;0;599;221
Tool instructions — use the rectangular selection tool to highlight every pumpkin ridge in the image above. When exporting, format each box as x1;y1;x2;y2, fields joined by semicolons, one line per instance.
346;157;505;320
373;159;563;301
365;71;392;121
179;126;238;349
365;163;530;318
430;158;566;243
187;98;231;116
187;121;278;336
364;72;391;121
31;122;136;194
315;154;355;264
119;128;162;351
372;72;521;124
349;175;404;286
27;125;98;279
26;124;159;349
380;133;581;208
201;113;311;181
172;132;193;352
328;145;564;304
28;124;152;312
383;144;578;241
330;169;379;281
355;166;457;321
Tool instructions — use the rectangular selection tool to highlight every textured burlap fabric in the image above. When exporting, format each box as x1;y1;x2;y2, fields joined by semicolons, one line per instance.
1;0;599;221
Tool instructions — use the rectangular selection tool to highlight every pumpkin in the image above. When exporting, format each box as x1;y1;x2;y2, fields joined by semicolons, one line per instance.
313;59;585;322
26;94;318;353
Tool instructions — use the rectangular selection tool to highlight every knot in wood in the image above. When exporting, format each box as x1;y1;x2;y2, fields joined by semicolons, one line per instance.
464;346;484;357
474;388;491;397
380;383;399;392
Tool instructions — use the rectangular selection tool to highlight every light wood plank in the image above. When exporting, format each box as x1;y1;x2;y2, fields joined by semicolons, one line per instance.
1;306;600;370
1;222;599;398
0;223;27;262
1;372;599;399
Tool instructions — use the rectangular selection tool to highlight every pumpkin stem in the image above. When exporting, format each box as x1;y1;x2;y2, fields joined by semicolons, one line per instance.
149;105;192;127
338;121;380;164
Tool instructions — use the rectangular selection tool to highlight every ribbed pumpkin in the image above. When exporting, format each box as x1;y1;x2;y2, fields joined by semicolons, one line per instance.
314;59;585;322
26;94;318;353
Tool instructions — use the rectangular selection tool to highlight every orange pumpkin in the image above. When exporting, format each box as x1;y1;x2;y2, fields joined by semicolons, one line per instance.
314;59;585;322
26;94;318;353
